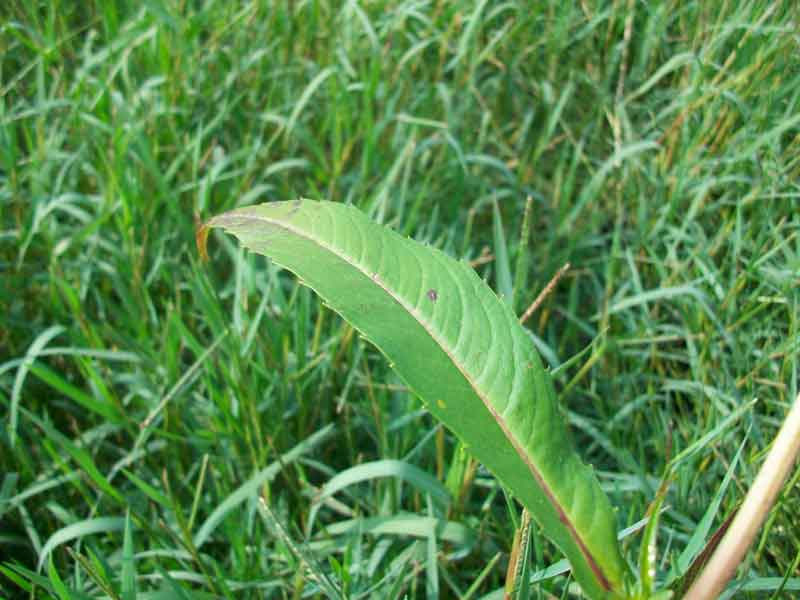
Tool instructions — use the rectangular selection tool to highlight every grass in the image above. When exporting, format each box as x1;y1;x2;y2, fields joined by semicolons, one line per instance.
1;0;799;598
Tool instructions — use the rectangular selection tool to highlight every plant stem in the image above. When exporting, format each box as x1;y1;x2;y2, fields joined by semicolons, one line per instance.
682;391;800;600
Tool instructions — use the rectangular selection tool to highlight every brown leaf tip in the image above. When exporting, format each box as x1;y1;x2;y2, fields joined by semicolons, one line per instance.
196;221;211;262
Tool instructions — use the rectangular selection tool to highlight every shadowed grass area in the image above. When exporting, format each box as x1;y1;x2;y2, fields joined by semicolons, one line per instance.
1;1;798;598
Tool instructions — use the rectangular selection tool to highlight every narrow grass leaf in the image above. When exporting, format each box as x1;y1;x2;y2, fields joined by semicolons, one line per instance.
668;399;757;470
673;435;747;579
38;517;125;571
606;284;704;315
739;111;800;157
313;514;476;548
481;560;572;599
285;67;336;142
0;473;19;520
0;564;35;593
10;325;65;448
117;469;172;510
308;459;450;535
560;141;659;235
447;0;489;72
121;510;137;600
137;330;228;443
718;578;800;600
424;496;439;600
24;409;125;505
625;52;695;103
150;563;194;600
49;557;76;600
512;196;533;313
257;498;345;600
492;198;513;306
193;423;335;548
30;362;121;422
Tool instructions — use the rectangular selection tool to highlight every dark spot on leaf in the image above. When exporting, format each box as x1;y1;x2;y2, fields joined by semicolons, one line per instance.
427;289;438;302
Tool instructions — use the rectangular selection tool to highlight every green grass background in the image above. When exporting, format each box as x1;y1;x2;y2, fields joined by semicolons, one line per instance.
1;1;799;598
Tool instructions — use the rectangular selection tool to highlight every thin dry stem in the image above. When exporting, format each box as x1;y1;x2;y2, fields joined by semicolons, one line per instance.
683;391;800;599
519;263;571;325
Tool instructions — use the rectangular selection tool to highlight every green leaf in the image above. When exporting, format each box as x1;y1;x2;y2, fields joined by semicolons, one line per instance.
49;556;76;600
38;517;125;571
29;362;122;423
307;459;451;534
193;423;335;549
121;510;137;600
491;197;513;306
23;409;125;506
201;200;629;599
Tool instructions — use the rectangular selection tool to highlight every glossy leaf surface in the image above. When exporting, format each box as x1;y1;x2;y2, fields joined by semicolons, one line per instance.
201;200;629;599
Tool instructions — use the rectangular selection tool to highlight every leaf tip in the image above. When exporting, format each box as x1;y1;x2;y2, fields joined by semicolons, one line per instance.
195;218;212;262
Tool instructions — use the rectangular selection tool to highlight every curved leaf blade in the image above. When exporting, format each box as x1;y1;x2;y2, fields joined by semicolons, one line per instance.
202;200;629;599
38;517;125;571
